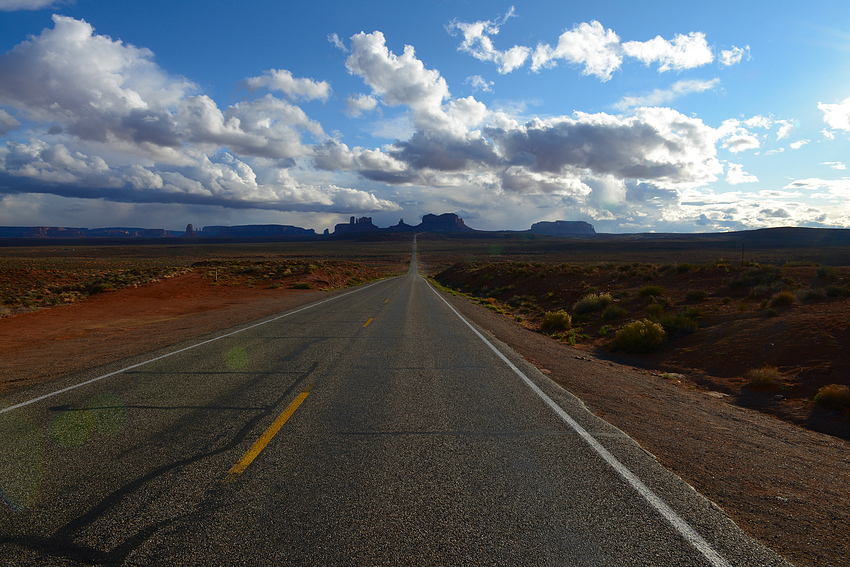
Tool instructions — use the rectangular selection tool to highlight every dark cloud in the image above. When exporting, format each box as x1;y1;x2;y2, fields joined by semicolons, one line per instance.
388;131;500;172
486;118;681;178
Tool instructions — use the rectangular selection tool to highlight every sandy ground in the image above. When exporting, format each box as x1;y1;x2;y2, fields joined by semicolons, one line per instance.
2;272;848;566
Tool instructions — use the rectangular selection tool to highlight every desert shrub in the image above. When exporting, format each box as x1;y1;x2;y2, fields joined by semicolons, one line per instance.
764;307;779;317
725;264;783;290
293;282;313;289
685;289;709;302
637;285;665;298
682;307;703;319
816;265;839;282
746;365;782;387
797;288;826;304
541;310;572;330
814;384;850;409
645;303;664;319
769;290;796;307
573;292;613;315
657;313;698;338
676;263;696;274
825;284;850;297
602;304;627;320
614;319;666;353
598;325;613;336
88;283;114;294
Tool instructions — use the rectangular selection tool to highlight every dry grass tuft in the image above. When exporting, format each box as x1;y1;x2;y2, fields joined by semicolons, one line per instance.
541;310;572;330
745;365;782;387
814;384;850;410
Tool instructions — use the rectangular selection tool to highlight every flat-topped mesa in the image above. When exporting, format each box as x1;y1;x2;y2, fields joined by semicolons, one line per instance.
418;213;475;232
333;216;378;235
198;224;315;237
528;220;596;236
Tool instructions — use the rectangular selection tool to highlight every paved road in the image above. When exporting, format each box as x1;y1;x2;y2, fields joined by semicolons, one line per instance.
1;241;791;565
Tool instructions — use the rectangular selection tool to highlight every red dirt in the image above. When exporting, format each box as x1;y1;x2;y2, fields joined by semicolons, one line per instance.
0;271;340;395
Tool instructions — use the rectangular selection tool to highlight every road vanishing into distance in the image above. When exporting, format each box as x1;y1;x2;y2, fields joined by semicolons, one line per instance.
1;239;791;566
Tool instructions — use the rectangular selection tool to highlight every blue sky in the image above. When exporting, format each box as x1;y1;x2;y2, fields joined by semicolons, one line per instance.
1;0;850;233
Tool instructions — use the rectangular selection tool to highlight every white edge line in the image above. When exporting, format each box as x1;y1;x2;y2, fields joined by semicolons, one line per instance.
426;280;733;567
1;279;389;416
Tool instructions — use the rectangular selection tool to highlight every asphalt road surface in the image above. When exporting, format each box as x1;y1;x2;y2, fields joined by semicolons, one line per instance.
1;241;792;566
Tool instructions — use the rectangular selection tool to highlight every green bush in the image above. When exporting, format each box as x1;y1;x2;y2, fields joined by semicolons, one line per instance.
814;384;850;410
725;265;783;290
797;288;825;303
816;265;839;282
573;292;613;315
88;283;114;295
769;290;795;307
541;310;572;330
825;284;850;297
293;282;313;289
614;319;666;353
656;313;698;338
637;285;665;298
601;304;627;320
685;289;709;302
645;303;664;319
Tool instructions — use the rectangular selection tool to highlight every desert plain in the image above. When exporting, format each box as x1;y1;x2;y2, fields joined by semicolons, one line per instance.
1;231;849;566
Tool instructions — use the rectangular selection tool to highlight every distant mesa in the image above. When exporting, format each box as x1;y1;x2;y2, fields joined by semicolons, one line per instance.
0;215;597;242
332;213;475;236
197;224;316;238
420;213;475;233
528;220;596;236
333;216;379;235
0;226;182;239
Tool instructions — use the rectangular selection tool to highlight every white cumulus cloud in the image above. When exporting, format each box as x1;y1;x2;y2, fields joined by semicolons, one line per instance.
446;7;530;74
531;21;622;81
242;69;331;101
344;94;379;117
726;163;758;184
622;32;714;72
819;95;850;131
720;46;749;66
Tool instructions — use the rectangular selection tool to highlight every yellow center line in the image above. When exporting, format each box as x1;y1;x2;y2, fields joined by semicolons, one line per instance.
363;317;374;327
384;298;390;303
225;383;312;482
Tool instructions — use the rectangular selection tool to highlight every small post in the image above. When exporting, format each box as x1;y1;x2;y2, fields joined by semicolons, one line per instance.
741;241;745;269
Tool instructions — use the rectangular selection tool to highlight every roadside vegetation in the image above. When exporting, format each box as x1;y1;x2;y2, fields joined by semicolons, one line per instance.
0;241;409;315
431;256;850;438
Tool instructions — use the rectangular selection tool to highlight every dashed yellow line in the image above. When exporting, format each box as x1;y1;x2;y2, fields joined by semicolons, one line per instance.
363;317;374;327
225;383;312;482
